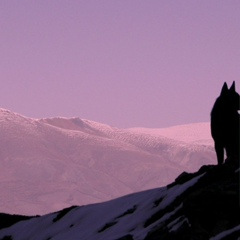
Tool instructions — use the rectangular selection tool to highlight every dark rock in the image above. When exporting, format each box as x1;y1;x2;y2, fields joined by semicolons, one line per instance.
53;206;78;222
0;213;38;230
115;234;134;240
145;162;240;240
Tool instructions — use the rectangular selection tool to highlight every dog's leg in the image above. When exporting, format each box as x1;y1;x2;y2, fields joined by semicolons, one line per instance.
215;141;224;165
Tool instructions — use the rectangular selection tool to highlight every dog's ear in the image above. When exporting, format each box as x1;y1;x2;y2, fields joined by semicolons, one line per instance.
220;82;228;96
229;81;235;92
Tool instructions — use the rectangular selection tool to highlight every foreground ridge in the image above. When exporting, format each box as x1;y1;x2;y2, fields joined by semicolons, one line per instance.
0;161;239;240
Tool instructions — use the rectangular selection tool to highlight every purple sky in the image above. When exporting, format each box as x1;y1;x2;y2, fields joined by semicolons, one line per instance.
0;1;240;128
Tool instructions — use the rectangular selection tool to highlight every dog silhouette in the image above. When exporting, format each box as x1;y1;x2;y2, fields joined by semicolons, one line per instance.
211;81;240;165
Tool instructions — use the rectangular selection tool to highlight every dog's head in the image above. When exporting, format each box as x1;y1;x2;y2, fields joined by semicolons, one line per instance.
218;81;240;113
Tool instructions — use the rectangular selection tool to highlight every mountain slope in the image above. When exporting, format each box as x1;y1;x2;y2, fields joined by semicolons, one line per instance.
130;122;213;146
0;108;215;215
0;162;239;240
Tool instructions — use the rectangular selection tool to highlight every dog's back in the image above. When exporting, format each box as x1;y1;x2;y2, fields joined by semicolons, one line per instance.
225;83;240;160
211;83;228;164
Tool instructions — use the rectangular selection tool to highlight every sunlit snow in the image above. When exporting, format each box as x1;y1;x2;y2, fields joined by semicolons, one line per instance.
0;108;215;215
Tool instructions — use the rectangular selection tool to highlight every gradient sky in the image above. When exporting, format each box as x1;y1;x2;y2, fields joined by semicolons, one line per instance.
0;1;240;128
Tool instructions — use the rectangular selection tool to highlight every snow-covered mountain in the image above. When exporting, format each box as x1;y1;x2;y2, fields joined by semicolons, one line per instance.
0;162;239;240
0;108;215;215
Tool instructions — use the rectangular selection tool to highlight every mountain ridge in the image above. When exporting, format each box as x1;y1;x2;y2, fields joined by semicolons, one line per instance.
0;108;215;215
